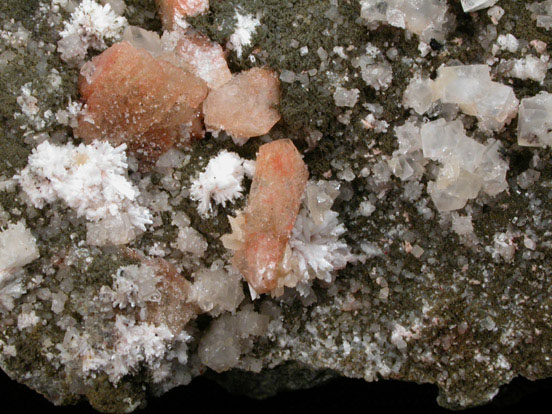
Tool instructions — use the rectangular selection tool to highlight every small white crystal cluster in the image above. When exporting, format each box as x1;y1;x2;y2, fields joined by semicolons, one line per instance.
198;306;269;373
528;1;552;30
228;11;260;58
518;92;552;147
461;0;499;13
60;263;193;383
387;120;426;182
278;180;356;297
171;212;208;257
351;44;393;92
58;315;176;383
404;65;519;131
424;120;509;211
58;0;128;63
389;119;508;211
190;150;255;218
189;261;245;316
17;140;152;246
100;264;161;313
0;222;39;311
360;0;451;42
501;55;550;83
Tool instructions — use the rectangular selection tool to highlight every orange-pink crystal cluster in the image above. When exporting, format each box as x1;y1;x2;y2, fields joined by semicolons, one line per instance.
232;139;309;294
76;30;281;165
75;41;208;165
203;68;281;140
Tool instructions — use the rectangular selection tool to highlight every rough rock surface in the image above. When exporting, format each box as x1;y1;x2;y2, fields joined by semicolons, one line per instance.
2;0;552;413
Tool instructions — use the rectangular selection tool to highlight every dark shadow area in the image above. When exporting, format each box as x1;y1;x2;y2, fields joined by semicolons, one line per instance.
2;369;552;414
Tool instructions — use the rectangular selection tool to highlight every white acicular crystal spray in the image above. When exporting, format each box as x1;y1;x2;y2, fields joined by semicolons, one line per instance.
228;11;260;58
190;150;254;218
518;92;552;147
58;0;128;63
17;140;152;245
278;181;356;296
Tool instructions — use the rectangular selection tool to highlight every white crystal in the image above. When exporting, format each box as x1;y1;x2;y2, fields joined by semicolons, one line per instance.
518;92;552;147
190;263;245;316
333;86;360;108
420;119;508;211
461;0;499;13
360;0;450;42
403;77;435;115
418;64;520;131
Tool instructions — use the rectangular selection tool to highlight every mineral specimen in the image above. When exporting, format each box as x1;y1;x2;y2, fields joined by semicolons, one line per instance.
203;68;281;141
4;0;552;412
223;139;308;295
75;41;208;164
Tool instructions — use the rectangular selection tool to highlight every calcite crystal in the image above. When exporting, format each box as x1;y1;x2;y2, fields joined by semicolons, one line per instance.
156;0;209;29
360;0;451;42
528;0;552;30
421;119;509;211
203;68;281;141
404;65;519;131
518;92;552;147
461;0;499;13
224;139;308;295
75;41;208;164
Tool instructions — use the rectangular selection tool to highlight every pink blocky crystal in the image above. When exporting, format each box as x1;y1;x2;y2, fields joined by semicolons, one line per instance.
174;30;232;90
75;41;208;165
203;67;281;141
146;257;197;333
233;139;308;294
126;249;198;333
156;0;209;30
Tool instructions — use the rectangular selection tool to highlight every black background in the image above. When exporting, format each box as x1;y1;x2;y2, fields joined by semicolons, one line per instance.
2;369;551;414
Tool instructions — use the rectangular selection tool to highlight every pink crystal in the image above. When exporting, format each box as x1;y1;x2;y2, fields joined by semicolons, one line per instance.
233;139;308;294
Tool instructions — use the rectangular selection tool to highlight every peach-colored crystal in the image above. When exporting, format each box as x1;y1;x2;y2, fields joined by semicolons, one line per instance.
175;30;232;90
203;68;281;140
75;41;208;164
125;249;198;333
156;0;209;30
233;139;308;294
146;257;197;333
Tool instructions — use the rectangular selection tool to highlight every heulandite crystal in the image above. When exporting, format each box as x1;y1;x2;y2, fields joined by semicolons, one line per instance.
231;139;308;294
75;41;208;164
